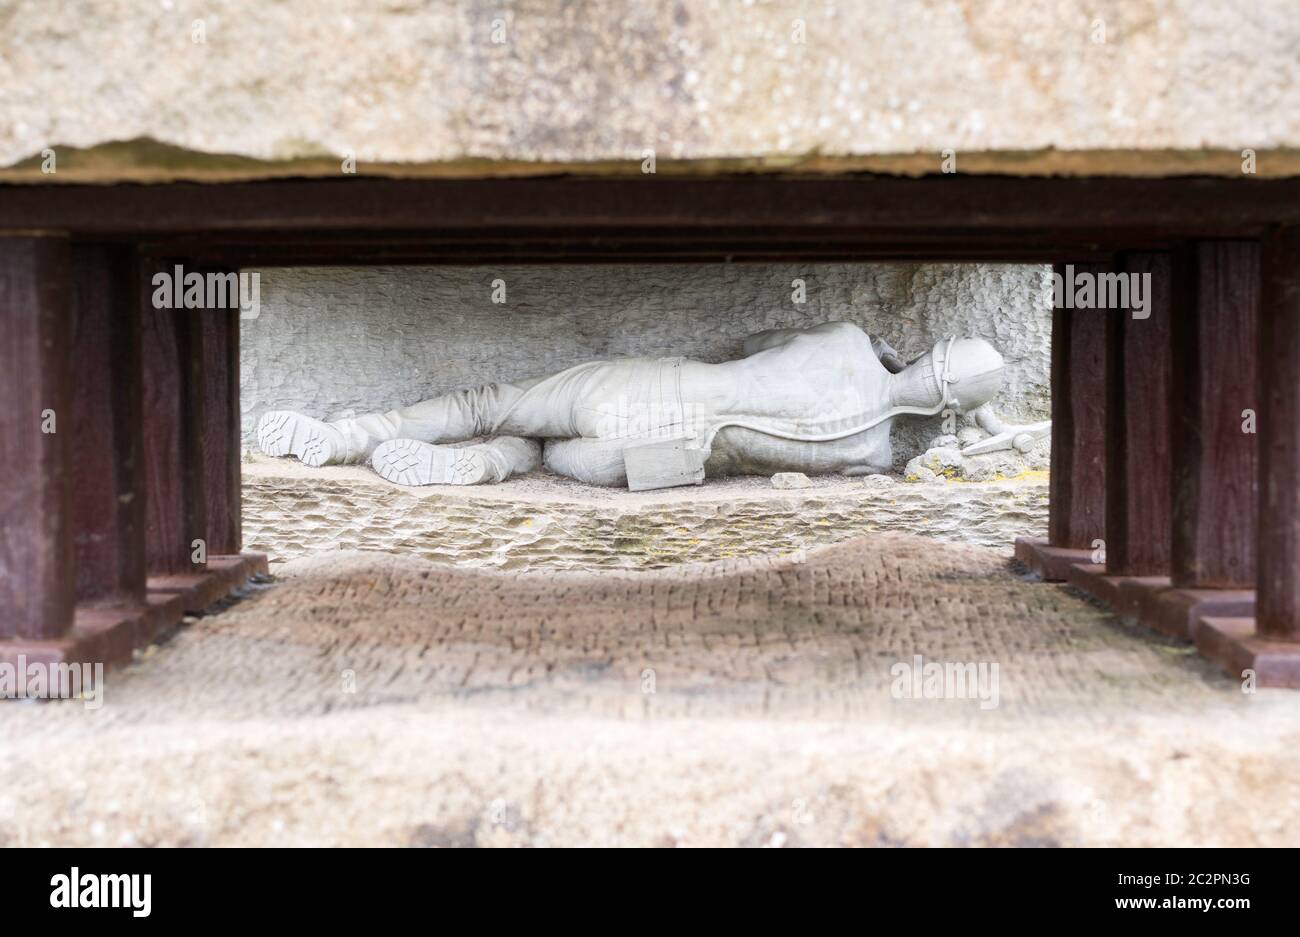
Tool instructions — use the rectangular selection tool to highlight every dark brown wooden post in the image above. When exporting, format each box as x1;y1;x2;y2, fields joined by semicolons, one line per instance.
140;259;208;574
1047;266;1109;550
1256;229;1300;641
1170;242;1259;588
0;236;74;640
1069;252;1178;612
70;245;147;605
1104;252;1177;575
1197;229;1300;685
199;269;242;555
1141;243;1260;638
1016;262;1110;580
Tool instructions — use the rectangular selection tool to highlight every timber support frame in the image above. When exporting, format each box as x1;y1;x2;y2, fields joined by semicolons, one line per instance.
1;173;1298;684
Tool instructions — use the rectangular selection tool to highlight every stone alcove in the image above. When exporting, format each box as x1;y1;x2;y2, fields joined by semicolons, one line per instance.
239;261;1053;572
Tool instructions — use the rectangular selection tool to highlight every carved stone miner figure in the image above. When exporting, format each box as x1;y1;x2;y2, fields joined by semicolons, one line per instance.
257;321;1044;490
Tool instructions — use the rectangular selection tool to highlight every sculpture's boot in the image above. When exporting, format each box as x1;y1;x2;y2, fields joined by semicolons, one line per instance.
254;379;534;467
255;410;350;467
371;436;541;486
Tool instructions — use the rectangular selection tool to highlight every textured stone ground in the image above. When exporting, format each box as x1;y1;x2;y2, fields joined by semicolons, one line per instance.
242;457;1050;570
2;522;1297;847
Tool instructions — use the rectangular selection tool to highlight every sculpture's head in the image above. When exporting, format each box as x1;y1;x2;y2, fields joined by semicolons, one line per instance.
931;336;1004;412
887;336;1004;414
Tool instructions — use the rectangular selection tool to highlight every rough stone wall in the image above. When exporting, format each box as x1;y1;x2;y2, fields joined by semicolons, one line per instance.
240;263;1052;466
3;0;1299;181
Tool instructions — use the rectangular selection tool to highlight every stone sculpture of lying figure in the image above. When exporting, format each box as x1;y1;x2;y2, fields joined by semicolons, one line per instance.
256;321;1047;490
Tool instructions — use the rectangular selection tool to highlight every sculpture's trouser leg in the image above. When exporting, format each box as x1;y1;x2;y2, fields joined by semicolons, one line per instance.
542;437;631;487
330;381;532;459
470;436;543;482
328;363;616;462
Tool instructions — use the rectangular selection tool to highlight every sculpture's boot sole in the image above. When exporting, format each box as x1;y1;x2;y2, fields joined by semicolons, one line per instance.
255;410;343;467
371;439;490;486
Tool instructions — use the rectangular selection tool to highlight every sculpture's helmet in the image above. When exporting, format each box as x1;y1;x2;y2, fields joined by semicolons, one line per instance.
930;337;1004;412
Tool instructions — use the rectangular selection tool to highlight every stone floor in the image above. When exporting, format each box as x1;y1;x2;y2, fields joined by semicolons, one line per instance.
2;478;1298;845
241;456;1051;570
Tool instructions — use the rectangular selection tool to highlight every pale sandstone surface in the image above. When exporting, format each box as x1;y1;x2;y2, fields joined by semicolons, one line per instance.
2;0;1298;182
1;533;1296;847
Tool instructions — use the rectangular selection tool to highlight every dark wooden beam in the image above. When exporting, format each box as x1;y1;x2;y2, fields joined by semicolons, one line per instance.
138;226;1138;250
0;236;74;640
136;228;1128;266
70;244;147;605
3;176;1299;238
140;259;208;574
141;245;1120;267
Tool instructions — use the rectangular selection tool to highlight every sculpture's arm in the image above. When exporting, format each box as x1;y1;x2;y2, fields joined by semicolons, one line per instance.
742;324;907;373
871;336;908;373
960;403;1051;455
741;327;807;356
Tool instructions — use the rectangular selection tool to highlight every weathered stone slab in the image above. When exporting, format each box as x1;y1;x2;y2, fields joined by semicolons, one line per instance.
2;0;1299;182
